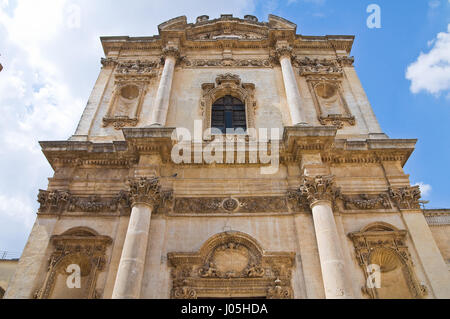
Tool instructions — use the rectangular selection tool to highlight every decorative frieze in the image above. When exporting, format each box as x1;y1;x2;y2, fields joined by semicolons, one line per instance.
182;58;272;68
389;186;421;210
115;60;159;75
37;190;131;215
294;57;344;76
173;196;288;214
342;193;391;210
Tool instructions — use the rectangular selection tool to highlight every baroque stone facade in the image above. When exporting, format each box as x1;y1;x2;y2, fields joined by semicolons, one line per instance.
4;14;450;299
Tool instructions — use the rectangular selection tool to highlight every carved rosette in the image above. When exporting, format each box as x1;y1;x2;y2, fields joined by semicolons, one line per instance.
389;186;421;210
298;175;341;207
173;287;197;299
127;176;163;209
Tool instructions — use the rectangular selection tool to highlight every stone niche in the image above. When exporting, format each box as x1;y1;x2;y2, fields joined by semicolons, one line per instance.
168;231;295;299
349;222;428;299
103;60;157;130
297;57;356;129
33;227;112;299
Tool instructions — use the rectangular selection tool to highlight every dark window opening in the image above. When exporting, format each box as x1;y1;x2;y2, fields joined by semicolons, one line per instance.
211;95;247;133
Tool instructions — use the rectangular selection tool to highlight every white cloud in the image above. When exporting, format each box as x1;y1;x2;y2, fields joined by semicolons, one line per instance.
406;24;450;96
414;182;432;198
0;0;257;252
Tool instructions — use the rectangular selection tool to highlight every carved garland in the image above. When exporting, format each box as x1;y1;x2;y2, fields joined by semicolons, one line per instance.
173;196;288;214
349;223;427;299
34;228;112;299
168;232;295;299
200;73;256;139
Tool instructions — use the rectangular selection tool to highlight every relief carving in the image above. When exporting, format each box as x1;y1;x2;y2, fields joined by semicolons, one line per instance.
34;227;112;299
168;232;295;299
37;190;131;215
173;196;288;214
294;175;341;207
342;193;391;210
349;222;427;299
127;176;173;211
389;186;421;210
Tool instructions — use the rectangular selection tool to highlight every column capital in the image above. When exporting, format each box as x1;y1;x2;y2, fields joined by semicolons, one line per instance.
161;46;181;64
128;176;162;208
300;175;341;207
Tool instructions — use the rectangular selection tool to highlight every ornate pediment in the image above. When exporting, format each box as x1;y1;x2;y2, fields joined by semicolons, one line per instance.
168;232;295;299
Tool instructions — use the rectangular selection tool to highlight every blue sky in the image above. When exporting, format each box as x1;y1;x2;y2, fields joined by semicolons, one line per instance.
0;0;449;253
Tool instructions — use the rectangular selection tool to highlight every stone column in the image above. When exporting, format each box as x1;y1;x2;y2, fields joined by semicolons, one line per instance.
150;47;179;126
276;45;307;126
300;175;350;299
112;177;162;299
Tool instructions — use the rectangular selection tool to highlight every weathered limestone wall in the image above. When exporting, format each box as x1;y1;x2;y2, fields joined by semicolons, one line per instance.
0;260;18;296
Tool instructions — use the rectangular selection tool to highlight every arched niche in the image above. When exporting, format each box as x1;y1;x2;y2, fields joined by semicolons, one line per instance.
349;222;427;299
33;227;112;299
168;231;295;299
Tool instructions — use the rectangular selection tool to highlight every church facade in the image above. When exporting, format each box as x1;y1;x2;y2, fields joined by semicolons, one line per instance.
4;14;450;299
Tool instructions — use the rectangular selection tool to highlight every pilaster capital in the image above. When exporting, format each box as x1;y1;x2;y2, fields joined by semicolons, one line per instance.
389;186;421;210
300;175;341;207
127;176;162;208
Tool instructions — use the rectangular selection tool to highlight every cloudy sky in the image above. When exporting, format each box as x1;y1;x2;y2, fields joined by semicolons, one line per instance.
0;0;449;254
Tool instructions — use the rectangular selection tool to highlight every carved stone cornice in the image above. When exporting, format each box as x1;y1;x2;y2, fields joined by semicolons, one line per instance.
389;186;421;210
299;175;341;207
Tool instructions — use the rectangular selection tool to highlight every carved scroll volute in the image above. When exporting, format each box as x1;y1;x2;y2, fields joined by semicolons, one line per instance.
299;175;341;207
127;176;162;209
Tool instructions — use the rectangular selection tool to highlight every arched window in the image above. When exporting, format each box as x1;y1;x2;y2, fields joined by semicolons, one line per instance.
211;95;247;133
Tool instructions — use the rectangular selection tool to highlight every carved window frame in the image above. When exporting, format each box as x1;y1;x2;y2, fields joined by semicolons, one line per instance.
348;222;427;299
168;231;295;299
34;227;112;299
200;74;257;140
